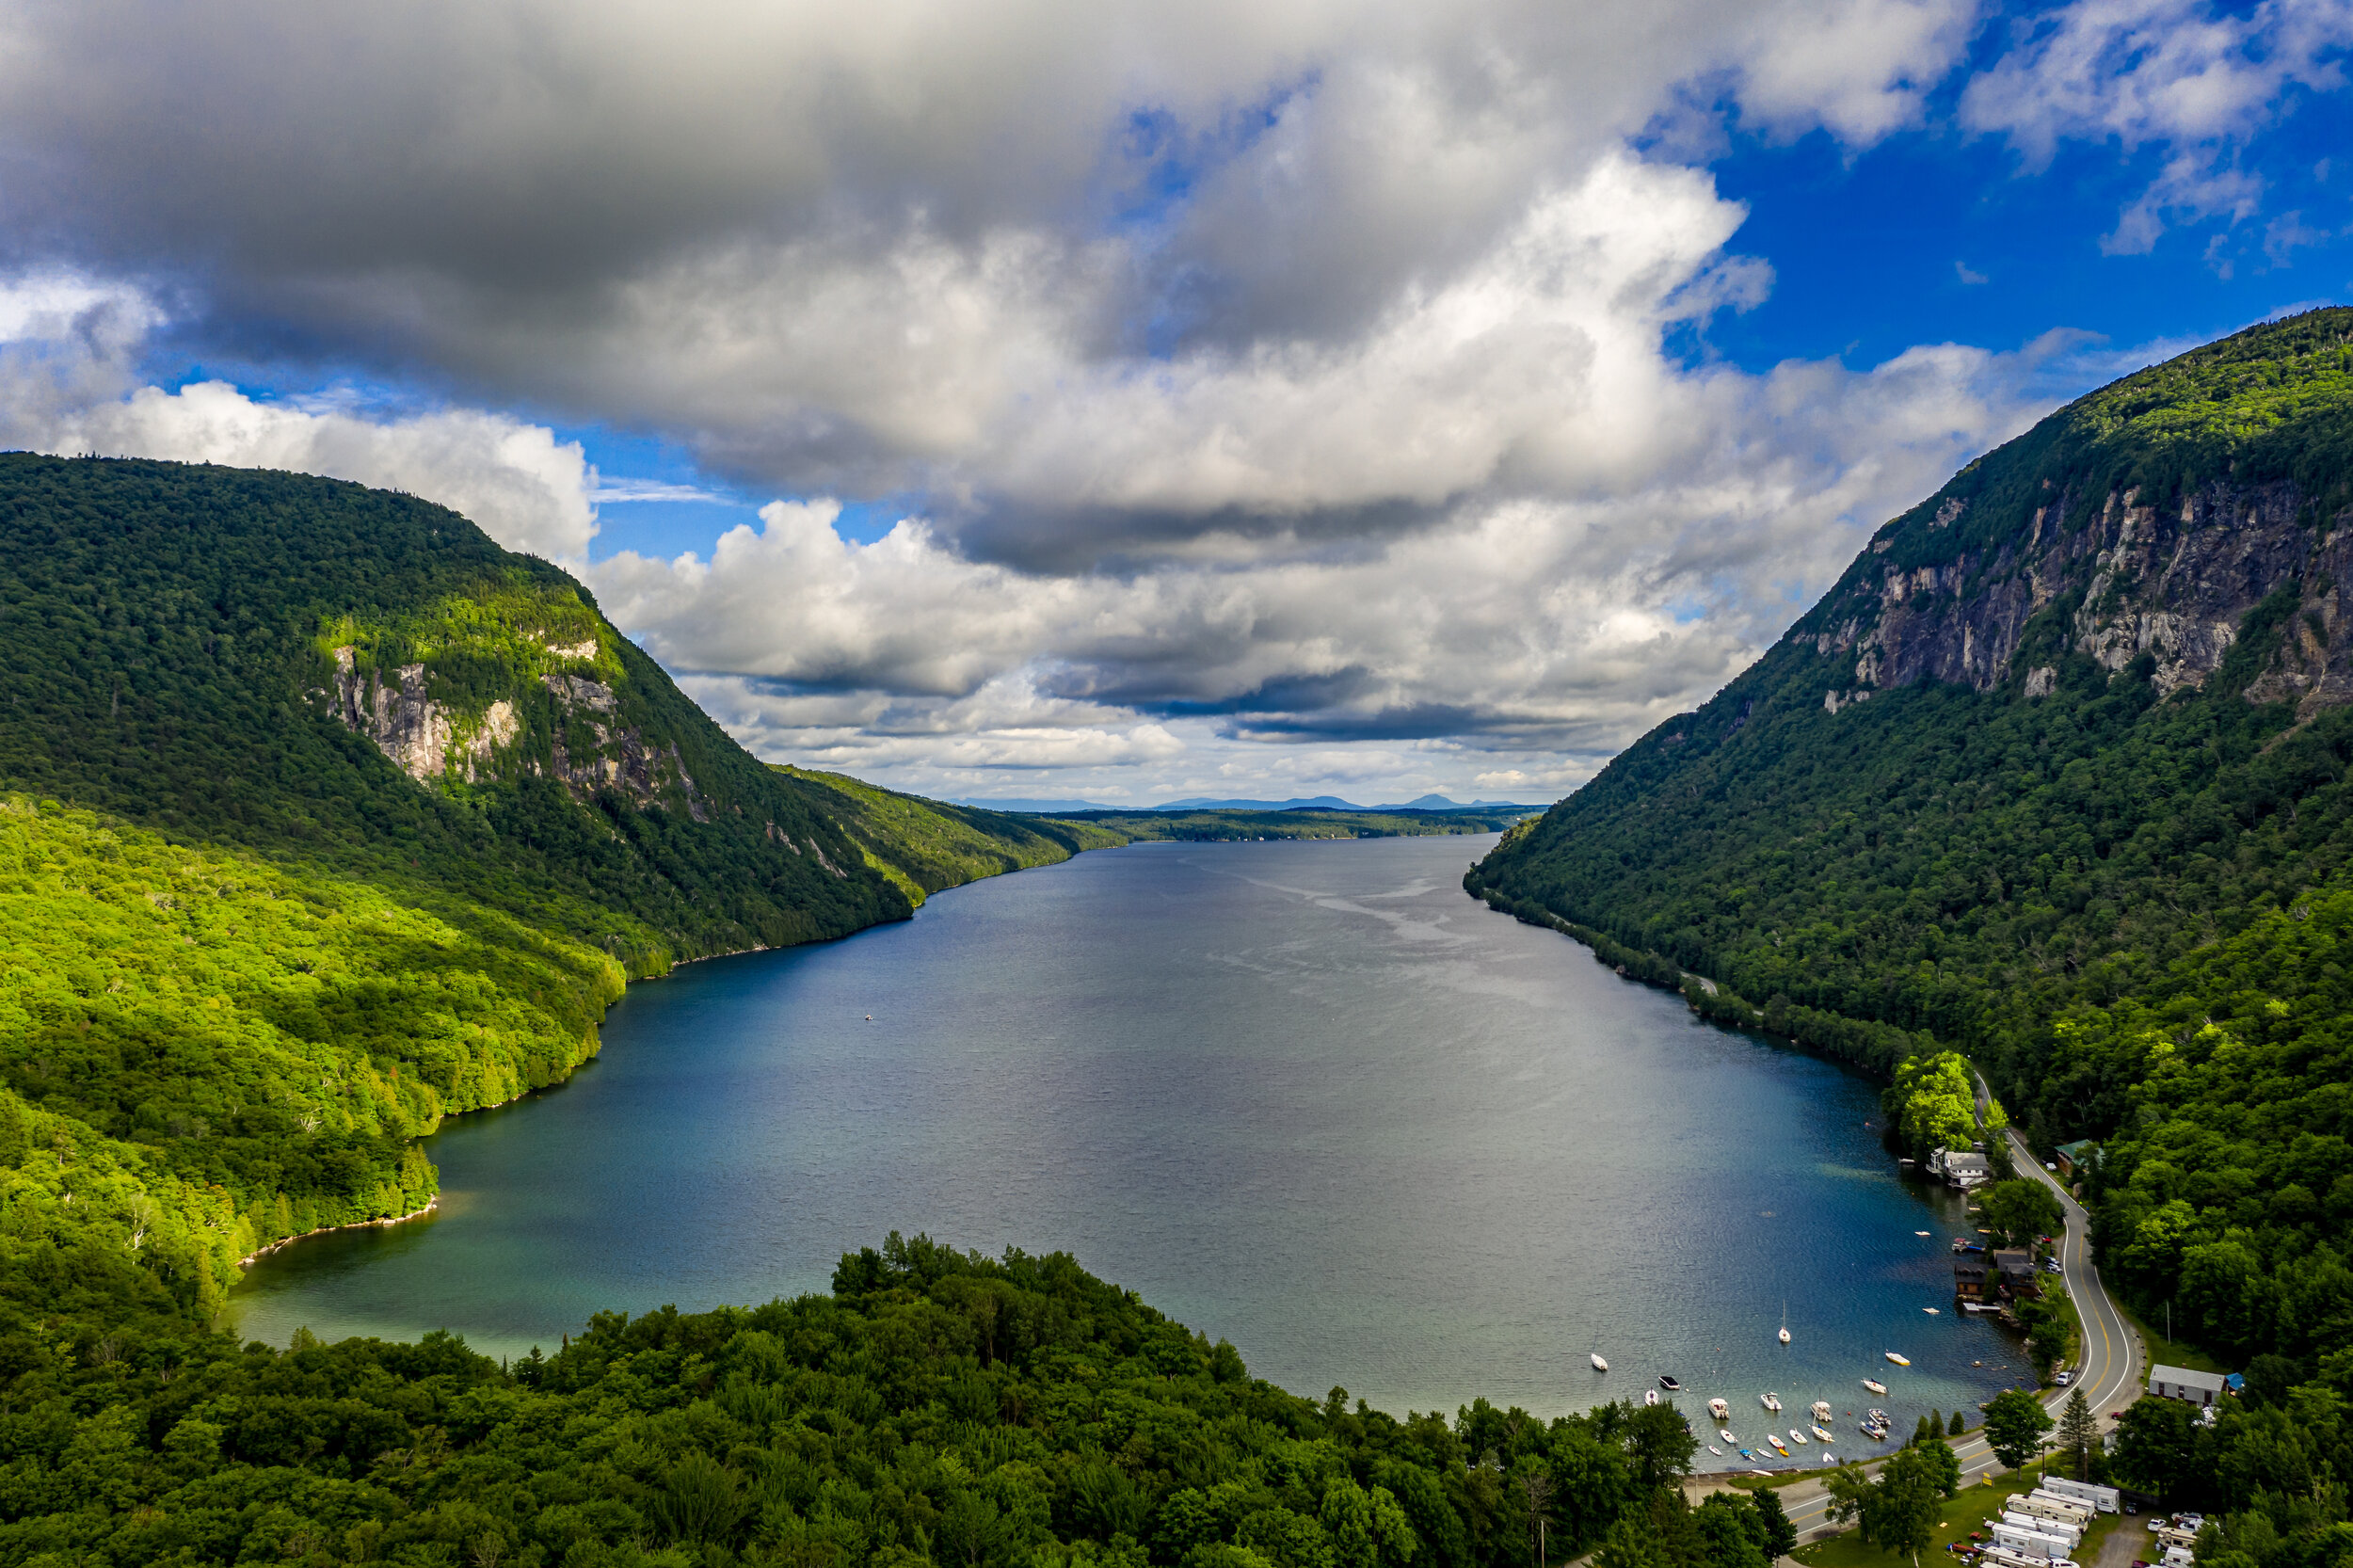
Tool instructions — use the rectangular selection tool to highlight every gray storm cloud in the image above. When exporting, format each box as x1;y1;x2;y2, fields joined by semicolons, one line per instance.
0;0;2338;797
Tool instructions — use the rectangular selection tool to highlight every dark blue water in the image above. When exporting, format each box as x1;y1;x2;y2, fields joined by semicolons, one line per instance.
233;835;2027;1464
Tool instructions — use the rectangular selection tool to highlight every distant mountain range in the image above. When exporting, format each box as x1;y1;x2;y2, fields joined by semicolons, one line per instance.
1146;793;1543;811
955;792;1546;812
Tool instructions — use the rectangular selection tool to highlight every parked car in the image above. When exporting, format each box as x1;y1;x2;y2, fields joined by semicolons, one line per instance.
2056;1370;2073;1385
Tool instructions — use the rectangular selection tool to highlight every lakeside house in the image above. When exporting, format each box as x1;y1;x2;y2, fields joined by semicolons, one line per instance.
2151;1365;2231;1406
1953;1254;1993;1301
1993;1248;2041;1298
1929;1146;1993;1188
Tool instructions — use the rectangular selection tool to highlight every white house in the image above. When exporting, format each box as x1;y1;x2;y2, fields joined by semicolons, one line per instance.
2151;1364;2229;1406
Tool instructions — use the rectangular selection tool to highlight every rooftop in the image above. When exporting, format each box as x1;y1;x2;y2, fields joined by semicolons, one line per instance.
2152;1364;2230;1393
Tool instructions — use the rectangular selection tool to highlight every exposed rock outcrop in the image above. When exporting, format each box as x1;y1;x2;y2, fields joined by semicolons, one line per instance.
331;648;519;783
328;648;708;819
1808;479;2353;716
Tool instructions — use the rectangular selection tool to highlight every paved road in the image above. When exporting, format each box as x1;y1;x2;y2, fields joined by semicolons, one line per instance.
1764;1085;2142;1542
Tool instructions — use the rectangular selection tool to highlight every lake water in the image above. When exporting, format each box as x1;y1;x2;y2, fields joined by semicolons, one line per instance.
234;834;2027;1464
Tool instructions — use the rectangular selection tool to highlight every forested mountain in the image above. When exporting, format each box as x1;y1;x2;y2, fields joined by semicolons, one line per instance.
0;455;1122;1365
1473;308;2353;1551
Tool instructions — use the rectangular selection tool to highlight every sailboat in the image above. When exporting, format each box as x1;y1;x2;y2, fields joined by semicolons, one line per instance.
1778;1302;1791;1345
1590;1324;1608;1373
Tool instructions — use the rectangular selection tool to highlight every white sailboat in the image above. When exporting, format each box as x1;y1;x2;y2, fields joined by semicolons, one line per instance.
1777;1302;1791;1345
1590;1323;1607;1373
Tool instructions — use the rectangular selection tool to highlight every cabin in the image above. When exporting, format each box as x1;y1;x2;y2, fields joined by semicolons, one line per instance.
1954;1254;1993;1301
2054;1140;2101;1178
2151;1365;2230;1406
1993;1247;2041;1298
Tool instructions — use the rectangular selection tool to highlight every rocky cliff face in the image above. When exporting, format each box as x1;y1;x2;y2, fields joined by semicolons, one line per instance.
332;648;520;783
328;646;708;818
1806;477;2353;717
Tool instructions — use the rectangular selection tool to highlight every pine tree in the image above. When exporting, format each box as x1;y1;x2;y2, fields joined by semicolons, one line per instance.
2057;1387;2099;1480
1948;1410;1965;1436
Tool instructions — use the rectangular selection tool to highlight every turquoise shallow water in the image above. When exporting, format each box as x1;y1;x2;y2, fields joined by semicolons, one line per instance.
233;834;2030;1465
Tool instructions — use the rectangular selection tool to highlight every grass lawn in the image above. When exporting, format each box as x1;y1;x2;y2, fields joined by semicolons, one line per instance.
1725;1466;1842;1491
1791;1473;2086;1567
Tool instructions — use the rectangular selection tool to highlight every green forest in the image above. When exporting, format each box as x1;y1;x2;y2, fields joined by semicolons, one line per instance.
0;1234;1793;1568
1473;310;2353;1561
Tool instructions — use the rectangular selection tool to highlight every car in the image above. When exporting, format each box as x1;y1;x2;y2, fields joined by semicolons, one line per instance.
2056;1370;2073;1385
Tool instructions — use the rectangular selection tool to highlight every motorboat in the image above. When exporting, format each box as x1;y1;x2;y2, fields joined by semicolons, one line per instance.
1924;1306;1941;1314
1767;1437;1789;1455
1707;1445;1721;1456
1809;1400;1833;1424
1719;1430;1737;1445
1760;1392;1783;1412
1884;1352;1911;1366
1914;1230;1930;1237
1643;1388;1657;1406
1811;1425;1835;1444
1778;1302;1791;1345
1862;1379;1888;1396
1860;1422;1886;1441
1591;1352;1608;1371
1658;1375;1682;1391
1708;1398;1731;1421
1788;1428;1809;1448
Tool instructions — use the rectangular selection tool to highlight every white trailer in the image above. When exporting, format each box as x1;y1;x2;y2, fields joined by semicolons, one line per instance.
2003;1512;2083;1549
1981;1550;2076;1568
2040;1477;2121;1513
1993;1522;2075;1559
2021;1493;2096;1527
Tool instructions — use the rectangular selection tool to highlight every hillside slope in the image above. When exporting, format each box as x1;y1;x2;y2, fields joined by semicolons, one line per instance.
0;454;913;972
1474;309;2353;1370
776;766;1129;905
0;455;1121;1333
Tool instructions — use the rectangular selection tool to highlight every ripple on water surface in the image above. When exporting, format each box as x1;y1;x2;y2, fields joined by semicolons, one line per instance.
235;834;2029;1462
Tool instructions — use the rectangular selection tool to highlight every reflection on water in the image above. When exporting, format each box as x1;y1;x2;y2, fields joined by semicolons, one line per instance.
236;834;2023;1461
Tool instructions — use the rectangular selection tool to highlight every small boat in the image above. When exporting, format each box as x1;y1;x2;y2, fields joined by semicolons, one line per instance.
1760;1392;1783;1412
1778;1302;1791;1345
1809;1400;1833;1424
1643;1388;1657;1406
1914;1230;1930;1237
1860;1422;1885;1440
1590;1324;1607;1373
1719;1429;1737;1445
1658;1375;1681;1391
1811;1425;1835;1444
1924;1306;1941;1315
1768;1437;1789;1455
1866;1409;1888;1424
1708;1398;1731;1421
1820;1452;1836;1465
1737;1448;1754;1461
1863;1379;1888;1396
1788;1428;1808;1448
1707;1445;1721;1456
1884;1352;1911;1366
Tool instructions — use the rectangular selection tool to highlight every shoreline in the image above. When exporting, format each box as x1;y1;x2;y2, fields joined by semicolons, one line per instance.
238;1195;440;1269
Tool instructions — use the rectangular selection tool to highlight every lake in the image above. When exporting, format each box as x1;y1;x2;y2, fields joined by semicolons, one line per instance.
233;833;2026;1464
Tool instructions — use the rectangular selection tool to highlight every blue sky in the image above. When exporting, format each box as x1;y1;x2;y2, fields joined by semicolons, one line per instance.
1;0;2348;804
